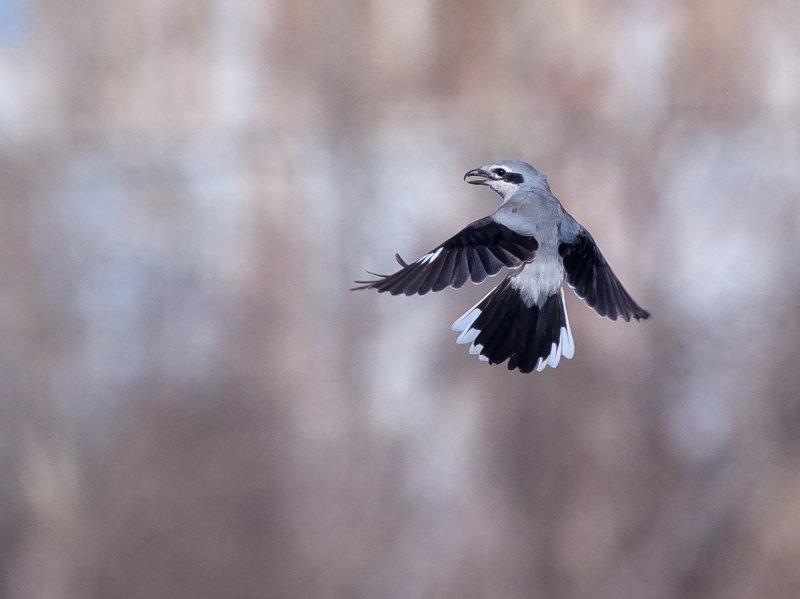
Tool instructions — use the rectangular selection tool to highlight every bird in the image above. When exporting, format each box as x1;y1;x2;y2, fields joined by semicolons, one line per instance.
352;160;650;373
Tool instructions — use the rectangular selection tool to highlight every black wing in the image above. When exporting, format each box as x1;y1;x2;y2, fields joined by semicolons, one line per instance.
352;217;538;296
559;230;650;321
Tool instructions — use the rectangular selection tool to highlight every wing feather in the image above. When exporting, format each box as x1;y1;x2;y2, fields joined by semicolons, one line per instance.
353;217;538;295
559;230;650;321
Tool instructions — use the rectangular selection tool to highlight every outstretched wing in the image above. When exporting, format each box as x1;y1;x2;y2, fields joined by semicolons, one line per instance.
352;217;538;296
559;230;650;321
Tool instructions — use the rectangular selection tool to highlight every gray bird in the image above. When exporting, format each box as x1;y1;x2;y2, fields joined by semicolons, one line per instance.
352;160;650;373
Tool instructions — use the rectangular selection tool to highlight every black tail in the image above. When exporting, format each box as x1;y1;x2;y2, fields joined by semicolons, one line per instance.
451;280;575;373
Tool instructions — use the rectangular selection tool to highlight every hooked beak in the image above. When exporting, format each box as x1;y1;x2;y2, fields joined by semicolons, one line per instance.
464;167;492;185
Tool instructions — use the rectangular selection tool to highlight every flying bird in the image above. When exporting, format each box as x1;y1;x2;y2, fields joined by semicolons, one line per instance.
352;160;650;373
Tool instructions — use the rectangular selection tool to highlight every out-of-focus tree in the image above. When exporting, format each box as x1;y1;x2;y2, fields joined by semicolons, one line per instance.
1;1;799;598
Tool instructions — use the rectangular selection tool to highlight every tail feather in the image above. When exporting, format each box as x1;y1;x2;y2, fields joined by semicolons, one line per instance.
452;283;574;373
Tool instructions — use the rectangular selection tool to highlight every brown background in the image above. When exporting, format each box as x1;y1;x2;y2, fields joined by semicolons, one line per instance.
2;1;800;597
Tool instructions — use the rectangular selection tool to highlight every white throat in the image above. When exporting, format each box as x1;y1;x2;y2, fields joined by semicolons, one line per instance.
487;180;520;201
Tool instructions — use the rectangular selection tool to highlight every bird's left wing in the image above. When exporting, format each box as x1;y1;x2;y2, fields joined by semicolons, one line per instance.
352;217;538;296
559;229;650;321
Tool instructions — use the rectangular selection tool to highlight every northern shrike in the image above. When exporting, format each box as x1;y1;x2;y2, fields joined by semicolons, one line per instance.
353;160;650;373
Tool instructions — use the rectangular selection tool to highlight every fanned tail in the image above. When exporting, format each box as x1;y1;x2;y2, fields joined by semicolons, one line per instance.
452;282;574;373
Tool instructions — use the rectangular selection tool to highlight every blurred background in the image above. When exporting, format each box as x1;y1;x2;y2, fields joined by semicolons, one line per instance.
1;0;799;597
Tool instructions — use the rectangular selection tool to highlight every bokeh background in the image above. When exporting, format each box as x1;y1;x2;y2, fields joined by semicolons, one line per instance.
2;1;800;598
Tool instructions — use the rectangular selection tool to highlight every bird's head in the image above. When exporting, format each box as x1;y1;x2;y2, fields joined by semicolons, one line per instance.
463;160;549;200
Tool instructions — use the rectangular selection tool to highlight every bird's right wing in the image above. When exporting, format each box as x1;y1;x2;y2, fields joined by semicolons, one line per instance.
352;217;538;296
559;229;650;321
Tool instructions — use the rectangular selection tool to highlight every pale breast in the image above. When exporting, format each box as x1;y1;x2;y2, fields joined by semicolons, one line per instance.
510;255;566;307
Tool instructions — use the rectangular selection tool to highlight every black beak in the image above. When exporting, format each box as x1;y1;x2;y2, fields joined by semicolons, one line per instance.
464;167;492;185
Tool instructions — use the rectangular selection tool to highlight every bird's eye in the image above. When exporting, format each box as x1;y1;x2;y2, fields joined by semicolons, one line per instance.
495;168;507;177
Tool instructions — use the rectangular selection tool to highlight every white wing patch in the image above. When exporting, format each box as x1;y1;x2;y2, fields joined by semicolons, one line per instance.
418;247;443;265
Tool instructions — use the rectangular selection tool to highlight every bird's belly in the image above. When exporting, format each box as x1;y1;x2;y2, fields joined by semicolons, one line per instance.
511;257;565;307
